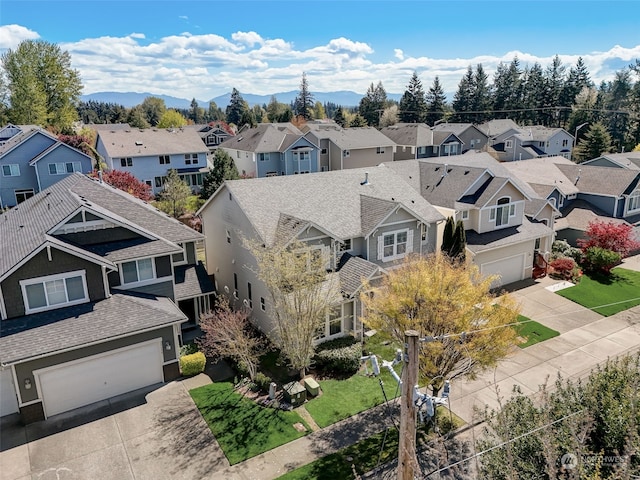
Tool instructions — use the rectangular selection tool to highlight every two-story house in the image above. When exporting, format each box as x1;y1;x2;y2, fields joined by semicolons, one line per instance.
582;152;640;170
303;124;395;170
0;173;214;423
379;123;463;161
95;127;210;195
385;153;557;287
0;126;94;209
197;167;444;342
431;123;489;153
218;123;319;178
185;122;235;154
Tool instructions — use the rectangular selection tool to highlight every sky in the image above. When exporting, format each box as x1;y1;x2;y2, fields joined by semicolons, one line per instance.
1;0;640;102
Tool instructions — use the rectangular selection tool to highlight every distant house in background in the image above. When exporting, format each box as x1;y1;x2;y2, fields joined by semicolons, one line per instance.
0;125;94;209
95;127;210;195
303;124;395;170
582;152;640;170
431;123;489;153
182;122;235;155
478;120;574;161
379;123;463;161
218;123;319;178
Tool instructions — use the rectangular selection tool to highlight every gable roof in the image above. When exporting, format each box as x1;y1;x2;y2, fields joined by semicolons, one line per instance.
477;119;521;137
97;127;208;158
0;127;55;157
308;126;395;150
584;152;640;170
337;253;381;297
431;123;485;137
219;123;305;153
207;166;444;247
555;164;640;196
0;173;202;280
28;141;94;166
501;156;579;197
380;123;433;147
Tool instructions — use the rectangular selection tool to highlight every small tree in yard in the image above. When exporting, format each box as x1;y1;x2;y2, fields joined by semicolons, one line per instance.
89;169;153;201
157;169;191;218
196;298;265;381
361;254;520;396
245;238;340;379
578;219;639;273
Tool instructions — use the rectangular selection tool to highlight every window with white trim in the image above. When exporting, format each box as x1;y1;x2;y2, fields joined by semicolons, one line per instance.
159;155;170;165
2;164;19;176
257;153;268;162
315;306;343;340
628;190;640;213
172;243;187;265
461;210;469;220
49;162;81;175
119;158;133;168
376;147;385;154
293;150;310;162
15;189;34;204
489;197;516;227
377;229;413;261
505;140;513;149
260;297;266;311
121;258;155;284
20;270;89;313
184;153;199;164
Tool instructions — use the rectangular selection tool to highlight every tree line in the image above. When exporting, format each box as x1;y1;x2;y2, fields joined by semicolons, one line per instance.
2;40;640;155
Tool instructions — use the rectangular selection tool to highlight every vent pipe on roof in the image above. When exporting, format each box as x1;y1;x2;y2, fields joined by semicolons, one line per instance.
360;172;370;185
574;168;581;185
98;170;103;184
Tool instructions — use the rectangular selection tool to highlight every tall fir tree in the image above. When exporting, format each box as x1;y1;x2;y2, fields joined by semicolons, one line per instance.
471;64;493;123
293;72;314;120
452;66;474;123
398;72;427;123
359;81;387;127
574;122;613;162
225;88;248;126
425;76;448;126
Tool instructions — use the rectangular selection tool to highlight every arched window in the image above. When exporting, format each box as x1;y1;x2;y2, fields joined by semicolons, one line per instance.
628;190;640;213
490;197;514;226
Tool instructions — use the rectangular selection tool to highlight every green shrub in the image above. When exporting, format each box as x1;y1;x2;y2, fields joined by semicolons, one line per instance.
180;342;199;357
582;246;621;274
253;372;272;392
314;337;362;375
180;351;206;376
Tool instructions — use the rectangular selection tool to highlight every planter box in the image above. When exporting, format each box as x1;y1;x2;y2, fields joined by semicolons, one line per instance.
304;377;320;396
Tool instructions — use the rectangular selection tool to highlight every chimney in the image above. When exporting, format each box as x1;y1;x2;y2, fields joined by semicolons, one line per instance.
360;172;370;186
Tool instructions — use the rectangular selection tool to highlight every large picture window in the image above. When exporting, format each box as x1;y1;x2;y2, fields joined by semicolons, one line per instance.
628;190;640;213
49;162;81;175
121;258;155;284
377;229;413;261
490;197;516;227
20;270;88;313
2;164;19;176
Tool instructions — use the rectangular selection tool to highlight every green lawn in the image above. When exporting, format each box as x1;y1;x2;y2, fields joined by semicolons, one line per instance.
190;382;310;465
556;267;640;316
515;315;560;348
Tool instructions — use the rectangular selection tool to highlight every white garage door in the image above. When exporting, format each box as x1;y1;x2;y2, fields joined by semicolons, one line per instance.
481;254;526;288
36;339;163;418
1;368;19;417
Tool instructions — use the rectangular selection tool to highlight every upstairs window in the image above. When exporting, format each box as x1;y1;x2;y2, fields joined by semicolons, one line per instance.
376;147;385;154
20;270;88;314
490;197;516;227
257;153;268;162
629;190;640;213
185;153;199;165
378;229;413;262
119;158;133;168
2;164;19;176
121;258;155;284
505;140;513;149
159;155;170;165
49;162;81;175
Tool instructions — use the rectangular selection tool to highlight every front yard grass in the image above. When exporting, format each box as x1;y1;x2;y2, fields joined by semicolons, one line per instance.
190;382;310;465
556;267;640;316
515;314;559;348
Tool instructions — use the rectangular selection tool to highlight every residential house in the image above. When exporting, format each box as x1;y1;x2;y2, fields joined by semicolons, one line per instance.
0;126;94;209
385;153;556;287
95;127;210;195
431;123;489;153
303;124;395;170
218;123;319;177
0;173;214;423
502;156;640;246
379;123;463;161
582;152;640;170
184;122;235;154
197;167;444;342
478;120;574;161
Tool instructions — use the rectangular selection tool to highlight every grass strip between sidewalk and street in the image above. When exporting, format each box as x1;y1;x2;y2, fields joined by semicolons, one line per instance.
515;314;560;348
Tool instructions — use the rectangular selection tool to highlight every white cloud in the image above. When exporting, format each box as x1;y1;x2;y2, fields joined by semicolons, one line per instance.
17;25;637;101
0;24;39;50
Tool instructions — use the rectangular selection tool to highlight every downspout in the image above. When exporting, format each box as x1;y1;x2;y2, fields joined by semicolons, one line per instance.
34;162;42;193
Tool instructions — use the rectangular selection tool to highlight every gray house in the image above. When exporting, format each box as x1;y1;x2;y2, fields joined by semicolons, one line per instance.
0;126;94;209
431;123;488;153
95;127;210;195
0;173;214;423
380;123;463;161
197;167;444;342
582;152;640;170
219;123;319;177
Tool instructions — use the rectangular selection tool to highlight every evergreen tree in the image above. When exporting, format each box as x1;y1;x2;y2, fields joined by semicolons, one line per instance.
206;101;224;122
333;107;347;127
140;96;166;127
451;220;467;262
156;169;191;218
425;76;447;126
293;72;314;120
521;63;546;125
398;72;427;123
126;106;150;128
349;114;366;127
492;58;523;121
452;66;474;123
190;98;204;124
225;88;247;126
574;122;613;162
560;57;593;111
543;55;566;126
200;149;240;199
605;70;633;151
358;81;387;127
472;64;493;123
1;40;82;131
441;216;455;255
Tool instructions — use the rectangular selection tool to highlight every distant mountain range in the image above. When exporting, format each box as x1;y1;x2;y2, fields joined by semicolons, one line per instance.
80;90;404;109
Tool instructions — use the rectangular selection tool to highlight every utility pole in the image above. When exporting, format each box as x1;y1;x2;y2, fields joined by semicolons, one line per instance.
398;330;419;480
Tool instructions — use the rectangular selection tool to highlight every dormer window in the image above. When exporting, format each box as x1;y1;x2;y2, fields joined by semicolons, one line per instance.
20;270;89;314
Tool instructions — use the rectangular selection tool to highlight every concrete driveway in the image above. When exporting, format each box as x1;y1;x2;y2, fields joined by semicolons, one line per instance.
0;375;228;480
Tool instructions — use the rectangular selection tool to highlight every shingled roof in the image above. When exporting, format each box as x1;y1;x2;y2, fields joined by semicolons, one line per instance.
219;123;305;153
555;164;640;196
214;166;444;247
380;123;433;147
0;173;202;280
97;127;207;158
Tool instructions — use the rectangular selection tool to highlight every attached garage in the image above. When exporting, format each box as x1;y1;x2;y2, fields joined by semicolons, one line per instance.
480;254;526;288
35;339;163;418
1;368;19;417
